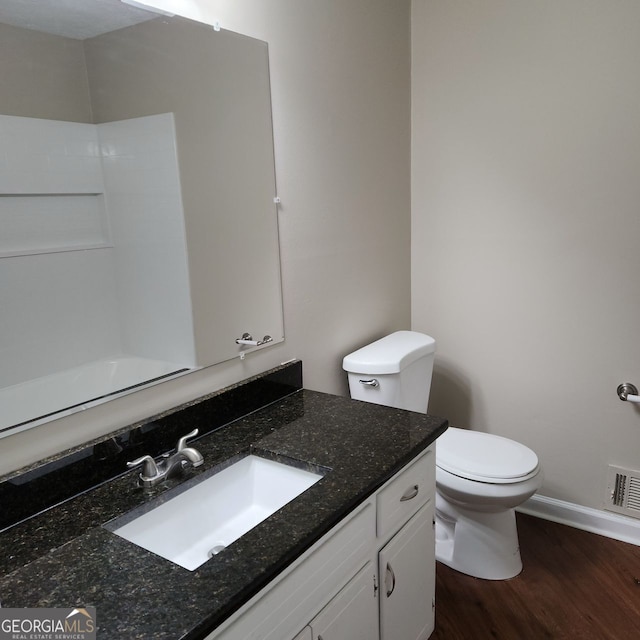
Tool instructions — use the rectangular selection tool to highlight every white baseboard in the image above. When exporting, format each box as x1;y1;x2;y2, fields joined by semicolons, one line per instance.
517;494;640;547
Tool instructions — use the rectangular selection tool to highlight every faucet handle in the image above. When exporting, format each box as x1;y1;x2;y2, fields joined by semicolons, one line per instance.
176;429;199;452
127;455;159;480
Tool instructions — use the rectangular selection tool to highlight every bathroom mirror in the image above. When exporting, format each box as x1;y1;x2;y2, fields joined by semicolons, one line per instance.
0;0;284;435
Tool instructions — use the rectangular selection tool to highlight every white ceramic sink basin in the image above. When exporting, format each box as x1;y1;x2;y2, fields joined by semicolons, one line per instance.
110;455;323;570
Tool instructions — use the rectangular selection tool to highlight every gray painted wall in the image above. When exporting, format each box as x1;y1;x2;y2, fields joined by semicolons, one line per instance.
0;22;92;122
412;0;640;512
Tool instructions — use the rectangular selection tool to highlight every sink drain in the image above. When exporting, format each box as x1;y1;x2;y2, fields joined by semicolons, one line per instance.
208;544;226;557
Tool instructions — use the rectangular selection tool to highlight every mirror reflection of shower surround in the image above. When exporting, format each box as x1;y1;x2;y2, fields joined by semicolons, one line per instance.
0;112;194;432
0;2;284;436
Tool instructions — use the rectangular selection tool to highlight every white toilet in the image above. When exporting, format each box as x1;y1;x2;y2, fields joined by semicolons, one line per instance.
343;330;542;580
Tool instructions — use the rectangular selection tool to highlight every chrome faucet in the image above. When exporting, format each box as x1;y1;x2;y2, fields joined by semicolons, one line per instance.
127;429;204;488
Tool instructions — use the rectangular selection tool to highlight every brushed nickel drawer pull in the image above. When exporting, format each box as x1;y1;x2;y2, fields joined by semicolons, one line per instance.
385;562;396;597
400;484;419;502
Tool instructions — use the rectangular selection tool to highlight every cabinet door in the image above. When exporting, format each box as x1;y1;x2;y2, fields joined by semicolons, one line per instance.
310;563;378;640
379;502;435;640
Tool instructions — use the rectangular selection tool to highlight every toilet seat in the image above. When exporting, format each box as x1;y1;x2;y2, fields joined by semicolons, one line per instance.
436;428;539;484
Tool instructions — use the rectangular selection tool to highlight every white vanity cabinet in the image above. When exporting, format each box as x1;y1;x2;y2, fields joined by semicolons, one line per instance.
208;446;435;640
210;500;376;640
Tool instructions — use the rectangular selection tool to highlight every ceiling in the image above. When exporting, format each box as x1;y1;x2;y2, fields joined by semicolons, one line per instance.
0;0;160;40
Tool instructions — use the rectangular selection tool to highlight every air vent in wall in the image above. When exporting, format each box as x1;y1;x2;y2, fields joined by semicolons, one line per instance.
605;465;640;519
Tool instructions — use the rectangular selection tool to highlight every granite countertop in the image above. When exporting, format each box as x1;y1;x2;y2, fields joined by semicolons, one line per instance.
0;387;447;639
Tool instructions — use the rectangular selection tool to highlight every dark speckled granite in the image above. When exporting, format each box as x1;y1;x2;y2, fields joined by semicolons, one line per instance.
0;369;447;640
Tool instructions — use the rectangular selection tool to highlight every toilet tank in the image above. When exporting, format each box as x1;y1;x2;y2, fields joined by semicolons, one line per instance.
342;331;436;414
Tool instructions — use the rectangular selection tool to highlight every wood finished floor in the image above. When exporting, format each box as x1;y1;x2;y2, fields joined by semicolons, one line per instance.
431;513;640;639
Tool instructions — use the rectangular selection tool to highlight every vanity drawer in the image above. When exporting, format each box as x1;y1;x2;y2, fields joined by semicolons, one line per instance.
376;448;434;540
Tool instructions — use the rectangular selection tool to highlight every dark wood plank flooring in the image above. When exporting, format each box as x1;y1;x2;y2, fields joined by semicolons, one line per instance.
431;513;640;639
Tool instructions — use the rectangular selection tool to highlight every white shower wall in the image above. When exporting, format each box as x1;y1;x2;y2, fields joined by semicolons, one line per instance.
0;115;119;388
98;113;196;367
0;112;195;393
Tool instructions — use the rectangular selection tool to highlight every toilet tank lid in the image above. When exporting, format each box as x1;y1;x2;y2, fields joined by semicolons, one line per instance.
342;331;436;375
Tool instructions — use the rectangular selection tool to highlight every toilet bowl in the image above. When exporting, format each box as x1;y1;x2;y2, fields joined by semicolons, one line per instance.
435;427;542;579
343;331;543;581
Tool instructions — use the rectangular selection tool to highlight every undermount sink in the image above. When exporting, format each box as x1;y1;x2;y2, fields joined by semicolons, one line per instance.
109;455;323;570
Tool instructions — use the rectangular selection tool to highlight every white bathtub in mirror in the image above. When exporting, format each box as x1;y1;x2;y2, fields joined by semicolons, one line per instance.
1;357;191;431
